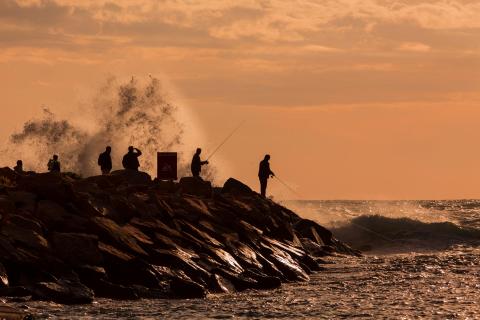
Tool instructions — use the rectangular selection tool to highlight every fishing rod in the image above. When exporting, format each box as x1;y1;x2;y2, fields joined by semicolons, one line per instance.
206;120;246;161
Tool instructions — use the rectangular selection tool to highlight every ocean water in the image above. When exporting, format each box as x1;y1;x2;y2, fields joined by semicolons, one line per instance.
11;200;480;319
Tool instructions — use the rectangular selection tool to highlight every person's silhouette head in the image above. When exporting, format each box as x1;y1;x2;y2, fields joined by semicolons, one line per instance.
128;146;134;153
106;146;111;154
264;154;270;161
196;148;202;155
17;160;22;166
53;155;58;161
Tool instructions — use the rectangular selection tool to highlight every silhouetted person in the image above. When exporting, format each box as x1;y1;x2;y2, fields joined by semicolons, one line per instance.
191;148;209;178
13;160;23;174
48;155;61;173
258;154;274;197
122;146;142;171
98;146;112;174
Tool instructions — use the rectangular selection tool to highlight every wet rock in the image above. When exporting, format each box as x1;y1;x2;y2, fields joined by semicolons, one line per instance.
51;233;103;266
208;274;235;293
0;262;8;287
301;238;331;257
294;219;333;246
98;242;134;263
260;241;310;282
178;177;212;197
31;279;94;304
222;178;254;195
213;268;261;291
153;248;211;284
92;217;148;256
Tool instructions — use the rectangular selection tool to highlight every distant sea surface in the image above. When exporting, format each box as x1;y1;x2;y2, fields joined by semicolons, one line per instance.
14;200;480;319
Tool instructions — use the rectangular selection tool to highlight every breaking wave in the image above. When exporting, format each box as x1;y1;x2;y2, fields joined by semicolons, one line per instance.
2;76;216;179
332;215;480;252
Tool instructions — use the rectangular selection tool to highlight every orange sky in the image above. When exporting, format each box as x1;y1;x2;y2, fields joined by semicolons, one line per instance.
1;0;480;199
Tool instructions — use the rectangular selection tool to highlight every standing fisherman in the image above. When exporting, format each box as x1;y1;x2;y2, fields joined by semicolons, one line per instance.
47;155;61;173
191;148;209;178
122;146;142;171
258;154;275;197
98;146;113;174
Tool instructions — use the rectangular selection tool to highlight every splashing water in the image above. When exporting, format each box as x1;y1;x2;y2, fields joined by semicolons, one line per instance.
2;76;216;179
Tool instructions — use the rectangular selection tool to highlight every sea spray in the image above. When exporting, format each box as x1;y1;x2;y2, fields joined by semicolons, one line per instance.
3;76;217;179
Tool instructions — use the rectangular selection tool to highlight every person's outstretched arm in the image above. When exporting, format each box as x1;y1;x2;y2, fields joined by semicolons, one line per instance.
135;148;142;156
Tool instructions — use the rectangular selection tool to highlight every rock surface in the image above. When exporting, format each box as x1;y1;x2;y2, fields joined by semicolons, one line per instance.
0;169;359;304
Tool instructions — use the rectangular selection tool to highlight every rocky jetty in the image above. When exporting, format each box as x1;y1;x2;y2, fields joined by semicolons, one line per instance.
0;168;358;305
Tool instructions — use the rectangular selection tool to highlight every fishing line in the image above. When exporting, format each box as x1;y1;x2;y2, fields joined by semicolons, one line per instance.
274;175;303;199
276;177;404;244
206;120;246;161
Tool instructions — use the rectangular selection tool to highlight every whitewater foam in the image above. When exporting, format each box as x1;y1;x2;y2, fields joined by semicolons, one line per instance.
1;76;218;180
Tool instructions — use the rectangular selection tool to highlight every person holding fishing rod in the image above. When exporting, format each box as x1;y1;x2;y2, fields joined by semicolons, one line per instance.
191;148;209;178
259;154;275;197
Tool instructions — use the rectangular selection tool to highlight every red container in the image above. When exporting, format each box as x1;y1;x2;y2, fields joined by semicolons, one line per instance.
157;152;177;180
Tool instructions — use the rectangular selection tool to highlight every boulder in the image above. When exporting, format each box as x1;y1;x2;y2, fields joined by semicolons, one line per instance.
294;219;333;246
36;200;89;233
152;248;211;284
208;274;235;293
178;177;212;197
170;277;206;299
0;222;49;252
92;279;139;300
105;258;162;288
131;285;170;299
222;178;254;195
110;170;152;185
260;241;309;282
18;173;75;202
7;215;43;235
51;232;103;266
7;191;37;212
91;217;148;256
153;180;177;193
213;268;260;292
31;279;94;304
